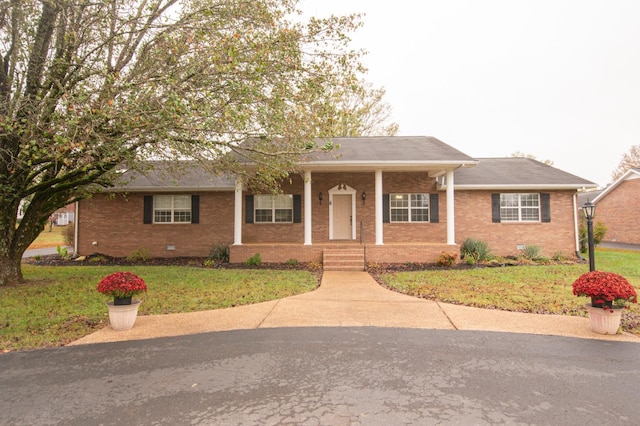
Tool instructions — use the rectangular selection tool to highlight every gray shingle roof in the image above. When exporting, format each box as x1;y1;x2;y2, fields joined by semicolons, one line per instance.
114;162;235;192
312;136;476;164
453;158;597;189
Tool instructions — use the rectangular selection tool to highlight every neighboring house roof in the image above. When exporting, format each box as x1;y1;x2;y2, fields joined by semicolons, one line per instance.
577;190;602;207
113;162;235;192
450;158;597;190
592;168;640;203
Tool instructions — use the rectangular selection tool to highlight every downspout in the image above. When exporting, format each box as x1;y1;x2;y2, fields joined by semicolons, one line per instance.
74;201;79;256
573;193;585;260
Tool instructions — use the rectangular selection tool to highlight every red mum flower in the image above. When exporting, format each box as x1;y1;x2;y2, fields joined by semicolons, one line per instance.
97;272;147;299
572;271;637;307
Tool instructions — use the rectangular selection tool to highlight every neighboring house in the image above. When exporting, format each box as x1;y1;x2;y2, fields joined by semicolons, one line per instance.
76;136;596;266
592;168;640;245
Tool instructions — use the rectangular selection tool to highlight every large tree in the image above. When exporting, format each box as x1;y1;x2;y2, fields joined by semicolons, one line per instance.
611;144;640;182
0;0;380;285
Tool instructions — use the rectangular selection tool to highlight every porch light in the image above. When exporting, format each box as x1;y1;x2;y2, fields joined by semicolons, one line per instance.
582;200;596;272
319;192;323;205
361;191;366;204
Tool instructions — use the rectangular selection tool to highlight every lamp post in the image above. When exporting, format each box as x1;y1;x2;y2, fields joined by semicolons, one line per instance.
582;200;596;272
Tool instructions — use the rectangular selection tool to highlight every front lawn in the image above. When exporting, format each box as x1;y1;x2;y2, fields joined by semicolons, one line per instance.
1;265;318;352
376;248;640;335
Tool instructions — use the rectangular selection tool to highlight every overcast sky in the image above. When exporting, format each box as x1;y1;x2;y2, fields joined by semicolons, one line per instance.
301;0;640;188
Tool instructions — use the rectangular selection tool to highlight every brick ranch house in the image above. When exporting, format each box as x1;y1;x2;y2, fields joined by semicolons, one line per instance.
592;168;640;245
75;136;596;268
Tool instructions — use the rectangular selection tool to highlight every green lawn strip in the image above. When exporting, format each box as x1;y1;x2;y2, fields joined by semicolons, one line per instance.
1;266;318;352
27;225;67;249
379;250;640;335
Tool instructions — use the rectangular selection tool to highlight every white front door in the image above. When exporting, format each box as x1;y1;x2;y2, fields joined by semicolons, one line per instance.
332;194;352;240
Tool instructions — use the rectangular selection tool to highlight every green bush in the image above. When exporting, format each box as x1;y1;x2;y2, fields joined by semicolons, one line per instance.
579;221;608;253
285;259;299;266
460;238;492;262
245;253;262;266
209;243;230;263
435;251;458;267
126;247;149;262
520;245;541;260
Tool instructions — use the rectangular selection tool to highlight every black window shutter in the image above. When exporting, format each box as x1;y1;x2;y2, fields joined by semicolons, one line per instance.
245;195;254;224
293;194;302;223
383;194;390;223
430;194;439;223
143;195;153;224
540;193;551;222
491;193;501;223
191;195;200;224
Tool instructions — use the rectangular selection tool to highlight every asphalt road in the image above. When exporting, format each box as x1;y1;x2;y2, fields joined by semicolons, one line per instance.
1;327;638;425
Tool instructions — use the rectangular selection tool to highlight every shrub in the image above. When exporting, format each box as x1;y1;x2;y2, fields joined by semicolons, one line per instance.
245;253;262;266
209;243;230;263
460;238;492;262
126;247;149;262
63;225;75;246
579;221;607;253
520;245;541;260
56;245;71;260
435;251;458;267
285;259;299;266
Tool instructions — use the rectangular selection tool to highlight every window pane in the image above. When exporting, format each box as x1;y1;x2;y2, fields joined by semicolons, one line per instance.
521;208;539;221
500;194;518;207
154;195;172;209
173;195;191;209
391;209;408;222
411;194;429;208
154;211;172;223
273;195;293;209
390;194;408;208
501;208;519;221
173;211;191;223
411;208;429;222
255;209;272;223
274;209;292;222
255;195;272;209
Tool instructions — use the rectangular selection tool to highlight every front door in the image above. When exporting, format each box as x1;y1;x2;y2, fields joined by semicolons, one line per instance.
332;194;352;240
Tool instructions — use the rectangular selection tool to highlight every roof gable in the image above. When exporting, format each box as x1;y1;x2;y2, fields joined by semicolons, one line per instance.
593;168;640;203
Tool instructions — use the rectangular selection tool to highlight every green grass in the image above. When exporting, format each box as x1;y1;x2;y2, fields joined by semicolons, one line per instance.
1;266;318;352
27;225;67;249
378;248;640;335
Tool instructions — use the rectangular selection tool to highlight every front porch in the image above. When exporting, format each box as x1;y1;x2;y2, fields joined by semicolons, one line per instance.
229;242;460;268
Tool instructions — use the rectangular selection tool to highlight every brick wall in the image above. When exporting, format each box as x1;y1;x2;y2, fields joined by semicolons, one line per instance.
77;192;234;257
596;178;640;244
454;190;578;257
78;174;581;262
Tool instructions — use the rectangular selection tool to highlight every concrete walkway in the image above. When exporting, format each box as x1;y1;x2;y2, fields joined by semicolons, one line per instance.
70;271;640;346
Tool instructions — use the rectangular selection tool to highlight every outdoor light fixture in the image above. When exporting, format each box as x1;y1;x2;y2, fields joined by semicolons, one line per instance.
319;192;323;205
361;191;366;204
582;200;596;271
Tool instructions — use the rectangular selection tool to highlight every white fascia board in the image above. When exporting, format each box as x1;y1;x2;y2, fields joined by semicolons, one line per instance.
304;160;477;171
440;184;599;191
109;186;235;193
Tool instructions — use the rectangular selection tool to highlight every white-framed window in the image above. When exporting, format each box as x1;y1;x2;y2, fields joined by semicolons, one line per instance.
154;195;192;223
500;193;540;222
255;194;293;223
390;193;430;222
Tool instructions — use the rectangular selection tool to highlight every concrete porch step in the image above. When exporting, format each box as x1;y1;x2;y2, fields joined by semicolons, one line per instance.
323;248;365;271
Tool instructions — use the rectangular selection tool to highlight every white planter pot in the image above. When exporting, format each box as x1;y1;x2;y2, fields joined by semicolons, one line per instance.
106;300;141;331
585;304;623;335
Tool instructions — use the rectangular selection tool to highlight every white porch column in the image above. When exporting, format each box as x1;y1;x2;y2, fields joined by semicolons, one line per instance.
234;175;243;245
446;169;455;245
304;170;312;245
375;169;383;245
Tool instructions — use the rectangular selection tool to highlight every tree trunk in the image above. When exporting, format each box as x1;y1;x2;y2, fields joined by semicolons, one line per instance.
0;255;23;286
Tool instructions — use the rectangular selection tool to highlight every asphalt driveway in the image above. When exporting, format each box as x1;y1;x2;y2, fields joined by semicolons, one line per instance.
1;327;638;425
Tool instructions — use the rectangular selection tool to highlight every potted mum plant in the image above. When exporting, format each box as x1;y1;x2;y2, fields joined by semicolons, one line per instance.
97;272;147;331
572;271;638;334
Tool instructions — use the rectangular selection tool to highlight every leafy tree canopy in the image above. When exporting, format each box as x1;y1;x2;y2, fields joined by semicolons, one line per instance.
611;145;640;182
0;0;393;285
